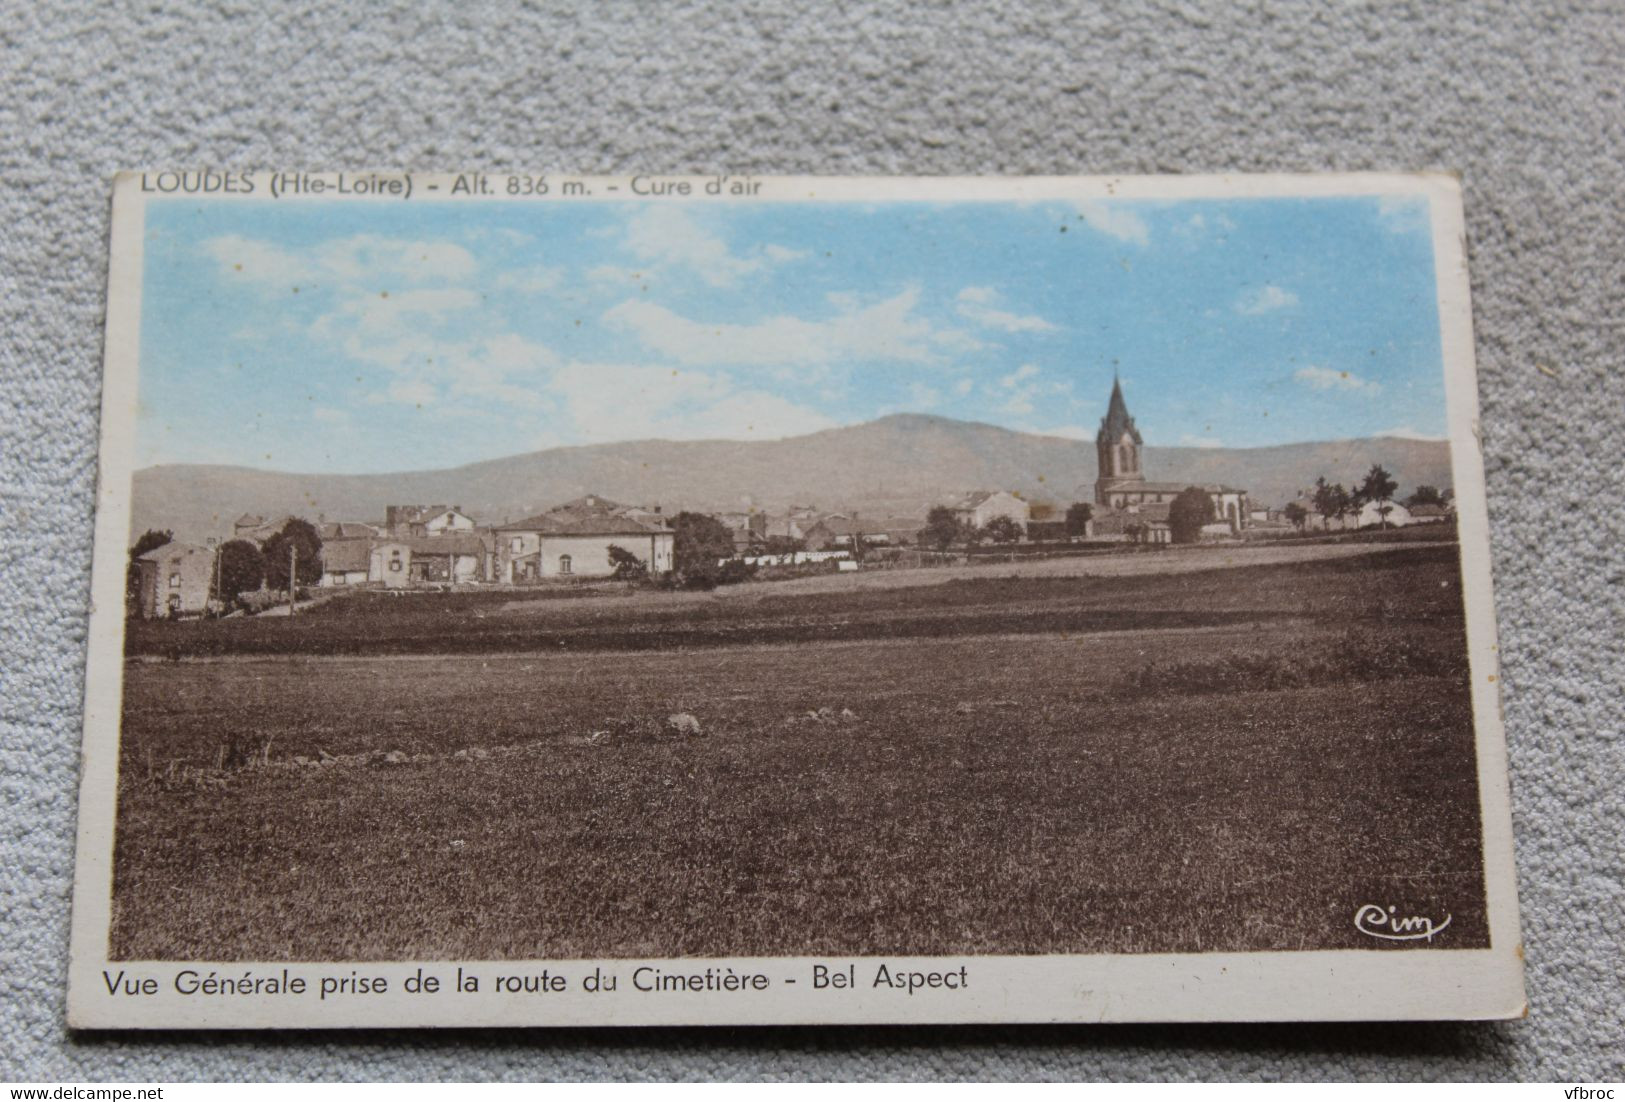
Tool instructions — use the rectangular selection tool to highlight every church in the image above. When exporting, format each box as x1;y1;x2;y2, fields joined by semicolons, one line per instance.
1092;378;1249;536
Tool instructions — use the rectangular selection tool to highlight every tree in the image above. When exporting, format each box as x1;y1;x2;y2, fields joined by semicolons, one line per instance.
606;544;647;580
1064;502;1094;539
1283;501;1308;532
126;529;173;606
670;511;735;574
1358;464;1399;528
982;515;1023;544
1405;484;1445;509
212;539;264;604
1168;486;1216;544
762;534;804;558
921;506;963;552
262;518;323;591
1311;477;1351;531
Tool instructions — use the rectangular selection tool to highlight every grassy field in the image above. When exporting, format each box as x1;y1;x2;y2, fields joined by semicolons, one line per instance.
110;542;1489;960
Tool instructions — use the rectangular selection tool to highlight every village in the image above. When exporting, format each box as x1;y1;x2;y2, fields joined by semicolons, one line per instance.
127;380;1455;619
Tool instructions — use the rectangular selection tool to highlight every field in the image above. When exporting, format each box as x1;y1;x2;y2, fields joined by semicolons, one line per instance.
110;541;1490;960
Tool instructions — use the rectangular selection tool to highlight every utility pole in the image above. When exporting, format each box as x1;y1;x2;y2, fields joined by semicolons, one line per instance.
207;536;220;616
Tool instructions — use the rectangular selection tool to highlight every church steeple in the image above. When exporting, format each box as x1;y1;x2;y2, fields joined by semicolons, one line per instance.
1095;375;1144;504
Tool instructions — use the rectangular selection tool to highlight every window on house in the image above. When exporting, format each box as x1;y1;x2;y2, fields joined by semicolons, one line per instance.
168;573;181;588
511;537;523;553
389;552;402;572
558;554;572;575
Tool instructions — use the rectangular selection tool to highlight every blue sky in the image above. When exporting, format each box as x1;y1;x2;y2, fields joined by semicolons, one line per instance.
136;193;1445;472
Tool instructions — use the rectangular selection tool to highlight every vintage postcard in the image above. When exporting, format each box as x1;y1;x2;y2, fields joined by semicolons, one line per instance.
70;173;1524;1028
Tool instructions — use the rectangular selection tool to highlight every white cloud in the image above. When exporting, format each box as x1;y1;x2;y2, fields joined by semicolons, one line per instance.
999;363;1041;388
202;235;311;286
587;264;647;286
1294;365;1382;394
616;206;804;288
953;378;976;397
547;363;835;443
494;264;565;293
955;287;1059;333
1180;433;1224;448
312;406;350;425
603;288;965;366
1236;285;1299;315
313;288;481;339
1376;196;1430;236
1075;200;1149;245
203;233;477;288
908;382;942;409
373;379;439;407
993;363;1047;415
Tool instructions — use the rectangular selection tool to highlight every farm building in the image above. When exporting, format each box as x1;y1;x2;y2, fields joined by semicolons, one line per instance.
131;540;214;618
365;534;492;587
385;505;477;538
802;513;863;550
1091;505;1173;544
1093;377;1249;533
318;538;373;586
946;491;1030;533
717;510;768;553
763;505;822;542
496;495;673;581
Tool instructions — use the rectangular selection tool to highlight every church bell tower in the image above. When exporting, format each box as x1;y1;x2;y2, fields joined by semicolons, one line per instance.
1094;375;1144;506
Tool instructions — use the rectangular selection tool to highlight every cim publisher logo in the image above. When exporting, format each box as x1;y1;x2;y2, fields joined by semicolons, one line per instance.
1353;903;1453;942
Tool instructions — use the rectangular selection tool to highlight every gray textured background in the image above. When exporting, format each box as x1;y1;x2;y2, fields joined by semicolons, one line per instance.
3;0;1621;1082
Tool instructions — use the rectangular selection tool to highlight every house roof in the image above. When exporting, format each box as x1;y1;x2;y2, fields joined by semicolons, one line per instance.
496;512;667;536
136;540;210;562
549;494;622;514
497;492;670;535
950;491;1028;511
234;513;264;527
320;538;373;573
808;515;864;537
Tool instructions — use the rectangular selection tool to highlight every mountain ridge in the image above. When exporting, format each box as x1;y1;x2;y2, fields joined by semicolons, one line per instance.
130;414;1455;543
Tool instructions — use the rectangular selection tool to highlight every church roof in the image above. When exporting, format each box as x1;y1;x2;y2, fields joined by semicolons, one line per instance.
1096;377;1143;446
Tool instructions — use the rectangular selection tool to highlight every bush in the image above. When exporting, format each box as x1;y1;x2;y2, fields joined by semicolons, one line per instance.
607;544;648;580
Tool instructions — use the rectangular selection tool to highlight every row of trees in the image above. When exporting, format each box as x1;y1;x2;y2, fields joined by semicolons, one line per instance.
1286;465;1402;532
917;502;1098;552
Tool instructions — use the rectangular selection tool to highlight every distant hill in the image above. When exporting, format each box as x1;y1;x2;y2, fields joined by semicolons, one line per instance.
128;414;1454;543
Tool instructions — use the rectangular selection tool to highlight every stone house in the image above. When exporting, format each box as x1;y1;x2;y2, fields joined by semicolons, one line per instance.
132;541;214;618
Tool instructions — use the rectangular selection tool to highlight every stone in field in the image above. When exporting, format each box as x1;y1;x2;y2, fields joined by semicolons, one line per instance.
666;713;703;737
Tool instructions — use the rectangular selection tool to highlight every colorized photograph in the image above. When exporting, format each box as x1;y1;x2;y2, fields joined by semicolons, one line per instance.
71;175;1522;1026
